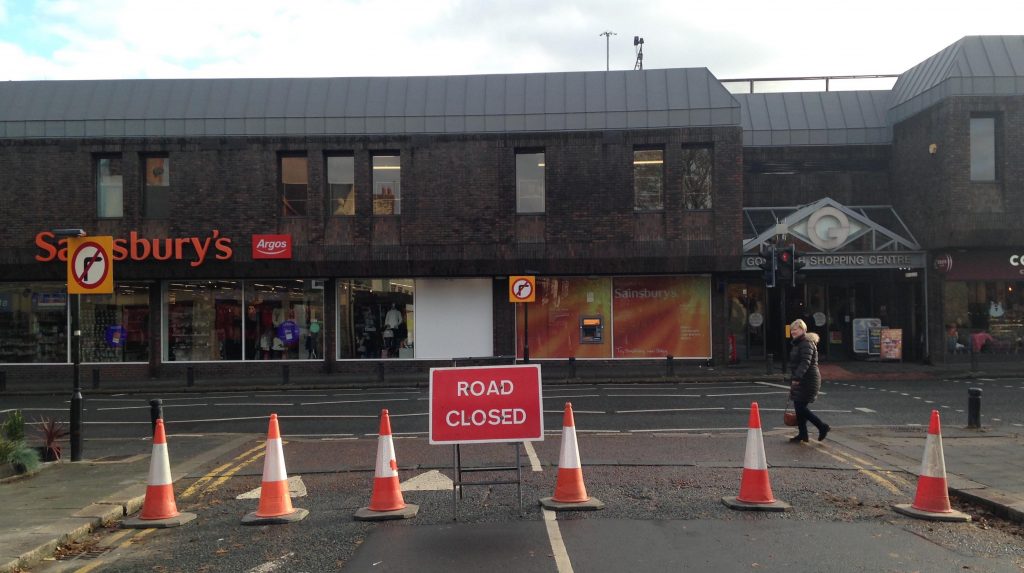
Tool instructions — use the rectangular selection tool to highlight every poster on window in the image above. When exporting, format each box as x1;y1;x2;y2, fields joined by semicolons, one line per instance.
612;276;712;359
515;277;611;359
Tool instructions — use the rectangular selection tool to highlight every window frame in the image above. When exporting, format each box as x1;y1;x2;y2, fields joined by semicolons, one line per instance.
371;153;401;216
280;154;309;217
142;154;171;219
681;144;713;210
326;153;356;216
515;149;546;214
96;154;124;219
632;146;665;212
969;115;998;182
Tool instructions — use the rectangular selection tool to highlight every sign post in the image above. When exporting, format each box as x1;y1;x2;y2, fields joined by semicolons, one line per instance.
509;276;536;362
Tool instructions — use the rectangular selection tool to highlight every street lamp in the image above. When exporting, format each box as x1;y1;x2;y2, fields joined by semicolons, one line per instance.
52;228;86;462
523;270;539;363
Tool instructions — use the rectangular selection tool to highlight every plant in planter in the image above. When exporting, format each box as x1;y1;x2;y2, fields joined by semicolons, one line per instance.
2;410;26;442
0;410;41;475
37;417;70;462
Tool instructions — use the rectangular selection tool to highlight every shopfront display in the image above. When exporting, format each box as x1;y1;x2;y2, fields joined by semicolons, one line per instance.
937;250;1024;356
0;283;67;363
80;282;150;362
246;280;324;360
337;279;414;359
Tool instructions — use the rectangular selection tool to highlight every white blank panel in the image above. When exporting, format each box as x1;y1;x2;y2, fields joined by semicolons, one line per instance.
415;278;493;359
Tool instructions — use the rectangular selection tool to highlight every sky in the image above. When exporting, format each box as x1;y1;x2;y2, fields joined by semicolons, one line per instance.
1;0;1022;87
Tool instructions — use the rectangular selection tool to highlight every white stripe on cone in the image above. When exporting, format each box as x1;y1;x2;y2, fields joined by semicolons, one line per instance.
147;443;172;486
262;437;289;483
376;435;398;478
558;426;582;470
744;427;768;471
920;433;946;478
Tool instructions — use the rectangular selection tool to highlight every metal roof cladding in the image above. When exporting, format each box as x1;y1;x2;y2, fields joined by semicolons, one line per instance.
735;90;891;146
0;68;741;139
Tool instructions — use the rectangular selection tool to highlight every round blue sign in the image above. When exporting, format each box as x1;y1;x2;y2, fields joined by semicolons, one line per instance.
105;325;127;347
276;320;300;346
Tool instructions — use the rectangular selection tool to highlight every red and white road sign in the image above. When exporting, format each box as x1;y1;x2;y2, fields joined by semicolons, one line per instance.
429;364;543;444
67;236;114;294
508;275;536;303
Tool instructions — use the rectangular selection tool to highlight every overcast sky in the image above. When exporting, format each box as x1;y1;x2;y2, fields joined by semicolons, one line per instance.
1;0;1021;85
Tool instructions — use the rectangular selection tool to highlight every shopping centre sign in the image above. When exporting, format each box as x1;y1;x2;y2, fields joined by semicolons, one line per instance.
429;365;543;444
741;251;926;271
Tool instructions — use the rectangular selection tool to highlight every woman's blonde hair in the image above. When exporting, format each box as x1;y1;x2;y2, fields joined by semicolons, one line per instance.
791;319;820;344
790;319;808;331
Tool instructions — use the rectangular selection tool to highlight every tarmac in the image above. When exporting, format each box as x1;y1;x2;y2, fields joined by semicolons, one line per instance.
1;358;1022;573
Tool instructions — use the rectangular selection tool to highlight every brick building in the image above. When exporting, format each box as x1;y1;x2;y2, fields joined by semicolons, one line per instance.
0;35;1021;385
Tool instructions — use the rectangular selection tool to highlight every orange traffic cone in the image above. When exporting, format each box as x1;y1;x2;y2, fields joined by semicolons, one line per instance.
354;409;419;520
123;419;197;528
540;403;604;511
722;402;790;511
242;414;308;525
894;410;971;522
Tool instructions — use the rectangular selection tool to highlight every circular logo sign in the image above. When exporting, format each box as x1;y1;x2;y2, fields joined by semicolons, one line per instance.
71;241;111;290
934;254;953;274
807;206;851;251
748;312;764;328
813;312;827;327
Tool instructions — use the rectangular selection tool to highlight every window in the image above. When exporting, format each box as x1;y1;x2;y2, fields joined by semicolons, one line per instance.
970;116;996;181
80;282;151;362
0;282;67;363
327;155;355;215
372;154;401;215
143;156;170;219
97;156;123;218
633;148;663;211
682;146;713;209
337;278;414;359
516;151;545;213
281;156;308;216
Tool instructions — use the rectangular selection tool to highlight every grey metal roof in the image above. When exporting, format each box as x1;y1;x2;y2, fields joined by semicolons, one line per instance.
735;91;891;146
0;69;741;139
889;35;1024;124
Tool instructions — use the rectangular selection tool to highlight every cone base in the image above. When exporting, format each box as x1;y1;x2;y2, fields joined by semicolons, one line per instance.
242;507;309;525
893;503;971;522
539;496;605;511
354;503;419;521
122;512;197;529
722;496;791;512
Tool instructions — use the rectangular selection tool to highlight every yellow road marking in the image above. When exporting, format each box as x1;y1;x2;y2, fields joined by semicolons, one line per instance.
201;451;266;496
98;528;133;547
72;529;152;573
179;442;266;499
831;449;914;488
817;445;904;495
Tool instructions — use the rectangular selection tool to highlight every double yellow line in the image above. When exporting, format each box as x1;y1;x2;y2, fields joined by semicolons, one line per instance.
179;441;268;499
817;442;912;495
71;529;155;573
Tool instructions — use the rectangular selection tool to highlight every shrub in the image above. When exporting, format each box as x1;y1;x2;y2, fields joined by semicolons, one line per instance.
37;417;70;461
10;444;40;473
0;438;16;464
1;410;26;442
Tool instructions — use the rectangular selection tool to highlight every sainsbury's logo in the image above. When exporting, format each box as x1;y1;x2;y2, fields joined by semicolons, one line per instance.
252;234;292;259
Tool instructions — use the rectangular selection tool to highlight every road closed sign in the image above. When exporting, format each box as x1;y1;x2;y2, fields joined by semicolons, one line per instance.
429;364;543;444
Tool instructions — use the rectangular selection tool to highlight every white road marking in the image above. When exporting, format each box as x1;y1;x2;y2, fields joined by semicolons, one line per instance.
1014;423;1023;427
401;470;453;491
523;441;542;472
913;397;922;400
213;403;295;407
855;407;877;414
300;398;411;405
543;509;575;573
992;418;1002;422
247;552;295;573
900;393;909;396
287;433;356;438
630;426;748;433
606;394;700;398
754;381;791;390
96;404;209;411
544;410;604;414
261;394;328;397
925;400;934;404
544;394;602;399
941;405;950;409
616;407;725;414
237;476;307;500
705;391;788;397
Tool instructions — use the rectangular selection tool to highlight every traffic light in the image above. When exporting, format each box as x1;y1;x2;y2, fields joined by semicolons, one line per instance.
777;246;794;286
758;244;777;288
791;246;807;287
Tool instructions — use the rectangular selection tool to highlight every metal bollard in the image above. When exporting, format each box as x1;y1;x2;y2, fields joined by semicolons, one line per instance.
282;364;290;385
766;353;774;375
967;388;982;429
666;355;675;377
92;368;100;390
568;357;576;379
150;399;163;435
187;366;195;387
0;371;6;393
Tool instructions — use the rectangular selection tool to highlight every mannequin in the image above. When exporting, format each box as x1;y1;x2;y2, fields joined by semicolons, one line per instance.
385;303;403;330
383;304;403;357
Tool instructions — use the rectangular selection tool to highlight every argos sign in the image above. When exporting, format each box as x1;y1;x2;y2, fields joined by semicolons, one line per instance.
252;234;292;259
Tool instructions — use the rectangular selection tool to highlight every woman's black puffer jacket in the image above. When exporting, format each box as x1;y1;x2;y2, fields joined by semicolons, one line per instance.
789;332;821;402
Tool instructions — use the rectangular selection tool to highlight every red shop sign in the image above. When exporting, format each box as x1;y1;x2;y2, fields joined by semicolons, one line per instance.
252;234;293;259
429;365;543;445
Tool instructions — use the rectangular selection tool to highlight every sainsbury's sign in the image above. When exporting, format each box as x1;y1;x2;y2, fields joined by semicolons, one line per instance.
35;230;233;267
252;234;292;259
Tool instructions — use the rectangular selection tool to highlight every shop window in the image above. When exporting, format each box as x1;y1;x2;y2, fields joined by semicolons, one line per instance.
0;283;67;364
372;154;401;215
143;156;170;219
337;278;414;359
943;280;1024;354
97;156;124;218
281;156;308;216
970;116;997;182
246;280;325;360
327;155;355;216
682;146;713;209
633;148;664;211
516;151;545;213
166;281;243;362
81;282;151;363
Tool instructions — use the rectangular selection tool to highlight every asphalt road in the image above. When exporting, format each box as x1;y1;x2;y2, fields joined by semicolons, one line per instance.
6;376;1024;572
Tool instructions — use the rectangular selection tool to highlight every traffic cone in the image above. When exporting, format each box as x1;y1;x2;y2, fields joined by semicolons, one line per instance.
123;419;197;528
894;410;971;522
355;409;419;520
540;403;604;511
242;414;309;524
722;402;791;511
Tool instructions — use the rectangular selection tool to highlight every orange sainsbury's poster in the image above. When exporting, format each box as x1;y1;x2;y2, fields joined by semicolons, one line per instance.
515;277;611;359
612;276;711;359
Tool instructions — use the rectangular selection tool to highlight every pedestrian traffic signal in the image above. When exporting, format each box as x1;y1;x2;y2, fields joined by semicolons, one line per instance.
758;244;777;288
791;247;807;287
777;246;793;285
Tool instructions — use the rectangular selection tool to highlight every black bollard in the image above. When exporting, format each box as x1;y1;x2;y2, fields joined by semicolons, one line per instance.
92;368;100;390
967;388;982;429
70;388;83;461
0;371;6;393
766;353;774;375
568;357;576;379
282;364;290;385
150;399;164;435
666;355;675;377
187;366;195;387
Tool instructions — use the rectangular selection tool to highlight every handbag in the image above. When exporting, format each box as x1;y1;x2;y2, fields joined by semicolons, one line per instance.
783;402;798;426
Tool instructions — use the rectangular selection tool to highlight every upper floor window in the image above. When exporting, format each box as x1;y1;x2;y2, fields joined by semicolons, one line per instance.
516;151;545;213
682;146;713;209
970;116;996;182
97;156;123;218
372;154;401;215
327;155;355;216
633;148;664;211
143;156;170;219
281;156;308;216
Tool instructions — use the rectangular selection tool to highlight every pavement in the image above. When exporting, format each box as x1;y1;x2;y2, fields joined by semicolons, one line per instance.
1;358;1022;572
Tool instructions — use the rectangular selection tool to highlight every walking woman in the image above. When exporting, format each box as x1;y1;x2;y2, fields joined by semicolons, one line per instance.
788;319;830;442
